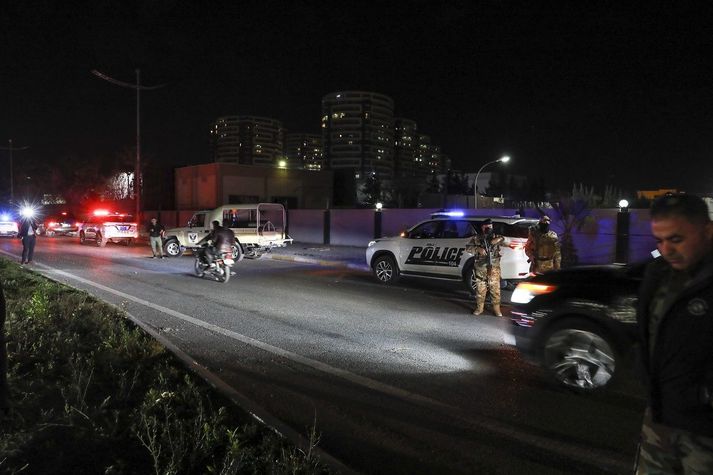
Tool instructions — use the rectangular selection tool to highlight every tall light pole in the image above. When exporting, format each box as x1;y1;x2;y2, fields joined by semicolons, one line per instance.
474;155;510;209
91;69;165;221
0;139;29;203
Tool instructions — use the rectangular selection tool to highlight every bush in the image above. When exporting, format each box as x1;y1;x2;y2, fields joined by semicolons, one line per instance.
0;257;328;474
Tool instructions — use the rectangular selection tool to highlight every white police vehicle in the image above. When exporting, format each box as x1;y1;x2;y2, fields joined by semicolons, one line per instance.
366;211;538;291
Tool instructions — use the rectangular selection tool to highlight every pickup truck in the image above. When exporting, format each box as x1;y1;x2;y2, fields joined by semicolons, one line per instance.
162;203;292;258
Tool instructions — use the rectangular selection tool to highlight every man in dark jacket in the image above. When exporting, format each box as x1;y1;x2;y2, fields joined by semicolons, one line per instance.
197;221;235;264
17;216;39;264
635;193;713;474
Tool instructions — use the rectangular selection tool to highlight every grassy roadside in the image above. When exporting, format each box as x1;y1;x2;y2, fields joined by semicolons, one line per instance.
0;257;329;475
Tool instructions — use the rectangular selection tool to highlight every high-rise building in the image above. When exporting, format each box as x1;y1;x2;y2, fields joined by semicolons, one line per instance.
321;91;395;179
417;134;449;175
394;118;418;178
285;133;324;171
210;116;285;166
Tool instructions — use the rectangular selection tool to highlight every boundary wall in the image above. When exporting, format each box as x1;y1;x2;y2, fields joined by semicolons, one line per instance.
145;208;657;265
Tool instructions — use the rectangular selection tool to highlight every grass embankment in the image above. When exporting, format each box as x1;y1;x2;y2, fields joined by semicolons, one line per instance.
0;257;328;474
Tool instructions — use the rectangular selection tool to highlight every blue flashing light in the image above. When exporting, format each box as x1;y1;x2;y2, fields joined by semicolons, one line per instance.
0;213;9;222
443;210;465;217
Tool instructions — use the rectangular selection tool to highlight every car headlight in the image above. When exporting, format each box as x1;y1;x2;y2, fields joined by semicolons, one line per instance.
511;282;557;304
368;240;376;247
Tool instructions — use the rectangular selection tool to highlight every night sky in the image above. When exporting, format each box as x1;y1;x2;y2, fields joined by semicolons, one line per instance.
2;1;712;194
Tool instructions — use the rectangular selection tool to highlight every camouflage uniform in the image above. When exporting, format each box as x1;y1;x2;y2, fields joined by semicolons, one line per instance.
635;409;713;474
524;226;561;273
466;232;504;316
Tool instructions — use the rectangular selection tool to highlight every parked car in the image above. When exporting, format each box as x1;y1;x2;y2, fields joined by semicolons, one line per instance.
509;262;645;391
162;203;292;258
0;212;19;237
79;211;138;247
366;212;538;292
39;212;79;236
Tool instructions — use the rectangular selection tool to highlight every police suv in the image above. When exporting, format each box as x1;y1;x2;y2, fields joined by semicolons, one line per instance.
366;212;538;291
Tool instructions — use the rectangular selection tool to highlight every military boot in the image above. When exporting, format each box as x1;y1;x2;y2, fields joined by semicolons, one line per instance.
472;300;485;316
492;304;503;317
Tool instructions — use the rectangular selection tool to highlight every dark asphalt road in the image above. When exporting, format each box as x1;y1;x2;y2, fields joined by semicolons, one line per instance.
0;236;646;474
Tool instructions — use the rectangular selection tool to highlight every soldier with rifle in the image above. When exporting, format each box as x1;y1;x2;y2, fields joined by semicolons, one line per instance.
466;219;505;316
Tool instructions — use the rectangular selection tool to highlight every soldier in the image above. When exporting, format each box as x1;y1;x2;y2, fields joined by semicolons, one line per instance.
466;219;505;316
525;215;561;274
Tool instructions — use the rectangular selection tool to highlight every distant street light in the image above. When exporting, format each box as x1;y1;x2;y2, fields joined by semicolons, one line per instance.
474;155;510;209
618;199;629;209
0;139;29;203
91;69;166;221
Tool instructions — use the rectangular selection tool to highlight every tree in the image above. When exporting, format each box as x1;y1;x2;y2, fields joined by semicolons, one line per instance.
543;195;592;267
359;173;382;207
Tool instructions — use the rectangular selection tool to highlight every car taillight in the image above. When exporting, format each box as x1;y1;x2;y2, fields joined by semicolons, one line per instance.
48;222;58;228
511;282;558;304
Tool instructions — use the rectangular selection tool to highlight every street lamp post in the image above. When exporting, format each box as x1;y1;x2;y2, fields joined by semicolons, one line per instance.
0;140;29;203
473;155;510;209
91;69;165;221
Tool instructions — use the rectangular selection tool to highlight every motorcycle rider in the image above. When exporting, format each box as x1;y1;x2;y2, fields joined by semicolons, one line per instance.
197;220;235;265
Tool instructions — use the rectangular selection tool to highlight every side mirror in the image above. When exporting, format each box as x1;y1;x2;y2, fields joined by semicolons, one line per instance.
188;220;193;228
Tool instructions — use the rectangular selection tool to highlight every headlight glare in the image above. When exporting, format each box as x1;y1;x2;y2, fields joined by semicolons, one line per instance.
511;282;557;304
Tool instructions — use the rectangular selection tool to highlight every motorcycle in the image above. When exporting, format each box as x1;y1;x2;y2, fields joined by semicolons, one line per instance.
194;245;234;283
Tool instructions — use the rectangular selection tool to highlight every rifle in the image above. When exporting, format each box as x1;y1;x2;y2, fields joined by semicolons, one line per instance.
483;234;492;268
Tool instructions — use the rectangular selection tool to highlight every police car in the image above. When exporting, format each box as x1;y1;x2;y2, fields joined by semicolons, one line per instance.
366;212;538;291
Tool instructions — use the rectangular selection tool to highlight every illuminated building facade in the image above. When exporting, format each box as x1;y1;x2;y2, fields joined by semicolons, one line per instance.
321;91;395;179
285;133;324;170
210;116;284;166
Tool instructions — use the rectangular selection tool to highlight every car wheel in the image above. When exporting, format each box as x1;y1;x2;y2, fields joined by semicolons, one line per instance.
163;239;182;257
79;231;86;244
464;261;476;294
541;319;619;392
96;232;106;247
373;255;400;284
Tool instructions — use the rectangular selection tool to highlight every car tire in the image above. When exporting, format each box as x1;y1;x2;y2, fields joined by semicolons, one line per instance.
373;254;400;284
540;318;620;392
463;261;476;294
163;239;183;257
96;232;106;247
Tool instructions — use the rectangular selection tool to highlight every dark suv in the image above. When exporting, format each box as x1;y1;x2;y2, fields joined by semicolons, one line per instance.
509;263;646;391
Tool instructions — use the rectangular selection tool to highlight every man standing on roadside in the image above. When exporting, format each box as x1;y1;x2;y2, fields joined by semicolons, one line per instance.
635;193;713;474
466;219;505;316
147;217;165;259
525;215;561;273
17;216;38;265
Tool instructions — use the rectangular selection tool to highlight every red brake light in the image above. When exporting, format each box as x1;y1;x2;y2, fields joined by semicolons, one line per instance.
48;221;58;228
93;209;110;216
